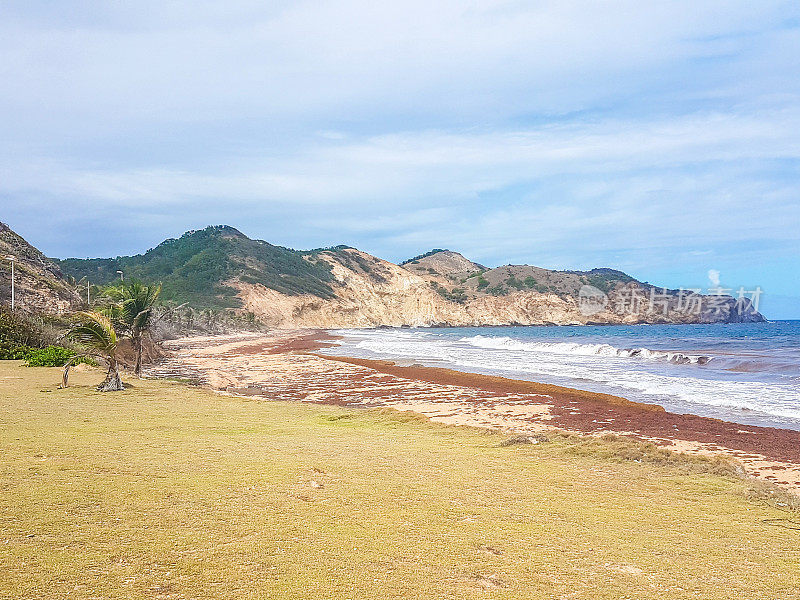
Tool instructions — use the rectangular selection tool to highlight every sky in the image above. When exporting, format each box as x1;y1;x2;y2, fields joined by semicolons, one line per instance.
1;1;798;318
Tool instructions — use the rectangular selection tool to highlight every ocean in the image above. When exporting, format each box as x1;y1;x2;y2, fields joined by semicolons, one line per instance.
321;321;800;431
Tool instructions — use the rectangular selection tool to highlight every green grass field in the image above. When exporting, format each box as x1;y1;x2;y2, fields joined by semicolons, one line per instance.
1;361;798;599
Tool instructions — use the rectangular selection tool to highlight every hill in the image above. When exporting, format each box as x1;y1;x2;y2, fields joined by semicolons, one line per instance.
402;249;486;278
0;222;81;313
56;225;338;309
51;225;764;327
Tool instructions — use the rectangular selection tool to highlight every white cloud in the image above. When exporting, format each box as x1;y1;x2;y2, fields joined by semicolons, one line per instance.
1;1;797;134
4;107;798;208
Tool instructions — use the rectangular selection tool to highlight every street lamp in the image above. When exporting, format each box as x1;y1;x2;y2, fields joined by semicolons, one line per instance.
117;270;124;282
6;256;15;310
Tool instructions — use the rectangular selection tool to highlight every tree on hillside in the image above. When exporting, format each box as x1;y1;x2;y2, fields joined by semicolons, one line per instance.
103;281;162;376
63;311;123;391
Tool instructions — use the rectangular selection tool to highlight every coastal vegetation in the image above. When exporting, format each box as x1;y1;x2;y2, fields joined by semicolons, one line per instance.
582;268;636;294
0;307;48;359
0;308;81;366
57;225;338;309
22;345;81;367
1;362;797;599
400;248;449;265
1;276;168;386
99;280;162;376
431;281;469;304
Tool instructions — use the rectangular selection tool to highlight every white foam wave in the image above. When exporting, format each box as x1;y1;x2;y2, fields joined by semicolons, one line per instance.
460;335;710;365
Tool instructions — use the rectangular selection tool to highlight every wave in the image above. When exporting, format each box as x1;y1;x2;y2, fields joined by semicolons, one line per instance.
459;335;711;365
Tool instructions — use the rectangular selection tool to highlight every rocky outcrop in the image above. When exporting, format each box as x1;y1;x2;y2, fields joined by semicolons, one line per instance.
0;222;82;314
402;249;485;278
232;249;466;328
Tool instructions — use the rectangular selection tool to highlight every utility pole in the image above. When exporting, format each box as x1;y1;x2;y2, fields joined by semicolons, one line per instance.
7;256;15;311
87;280;91;306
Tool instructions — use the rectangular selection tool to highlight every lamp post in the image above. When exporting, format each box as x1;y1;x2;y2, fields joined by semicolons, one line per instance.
7;256;15;311
117;270;124;282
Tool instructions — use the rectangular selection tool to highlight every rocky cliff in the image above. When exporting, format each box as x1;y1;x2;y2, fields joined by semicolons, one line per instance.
233;247;763;328
0;222;82;313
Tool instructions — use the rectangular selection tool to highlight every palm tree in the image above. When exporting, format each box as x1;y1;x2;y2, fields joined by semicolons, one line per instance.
103;281;162;377
62;311;123;391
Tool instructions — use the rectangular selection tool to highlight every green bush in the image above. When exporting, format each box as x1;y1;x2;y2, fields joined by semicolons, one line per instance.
0;308;46;360
506;276;525;290
400;249;448;265
485;285;509;296
0;341;32;360
24;346;78;367
431;283;468;304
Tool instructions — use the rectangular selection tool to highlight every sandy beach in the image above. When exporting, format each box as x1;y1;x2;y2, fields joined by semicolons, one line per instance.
148;330;800;494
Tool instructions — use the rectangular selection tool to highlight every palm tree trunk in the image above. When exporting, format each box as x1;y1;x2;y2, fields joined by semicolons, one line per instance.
134;330;143;377
97;357;124;391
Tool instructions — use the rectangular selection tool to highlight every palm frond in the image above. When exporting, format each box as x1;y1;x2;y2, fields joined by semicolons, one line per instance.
66;311;117;354
118;282;162;331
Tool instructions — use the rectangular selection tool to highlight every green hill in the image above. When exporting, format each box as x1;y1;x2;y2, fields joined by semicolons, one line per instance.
56;226;337;309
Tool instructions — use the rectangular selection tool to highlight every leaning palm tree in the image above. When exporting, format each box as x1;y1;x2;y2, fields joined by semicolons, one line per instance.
120;281;162;376
102;280;162;377
62;311;123;391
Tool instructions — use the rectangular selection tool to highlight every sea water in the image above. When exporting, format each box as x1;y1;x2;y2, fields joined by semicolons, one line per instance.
321;321;800;431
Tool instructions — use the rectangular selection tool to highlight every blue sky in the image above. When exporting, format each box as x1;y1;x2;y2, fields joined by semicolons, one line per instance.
1;1;798;317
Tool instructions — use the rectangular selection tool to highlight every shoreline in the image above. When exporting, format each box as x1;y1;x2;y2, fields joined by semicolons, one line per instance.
322;324;800;431
316;354;800;461
149;330;800;493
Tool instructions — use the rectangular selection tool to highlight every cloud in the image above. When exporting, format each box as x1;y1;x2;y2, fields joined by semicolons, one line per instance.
5;106;799;202
1;1;797;134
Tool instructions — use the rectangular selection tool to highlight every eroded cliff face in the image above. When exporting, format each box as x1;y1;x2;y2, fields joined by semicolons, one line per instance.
232;250;466;328
0;222;82;314
232;248;762;328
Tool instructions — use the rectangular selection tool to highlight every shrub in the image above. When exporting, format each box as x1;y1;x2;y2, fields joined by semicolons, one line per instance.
431;283;468;304
0;341;32;360
0;308;48;360
23;346;78;367
0;308;47;348
485;285;509;296
506;276;525;290
400;249;448;265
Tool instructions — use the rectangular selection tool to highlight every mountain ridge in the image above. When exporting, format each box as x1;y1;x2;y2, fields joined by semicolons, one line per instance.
0;223;764;326
56;225;763;326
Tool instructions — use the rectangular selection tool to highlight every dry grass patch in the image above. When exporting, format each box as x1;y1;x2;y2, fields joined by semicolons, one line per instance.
556;432;743;477
1;361;799;599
